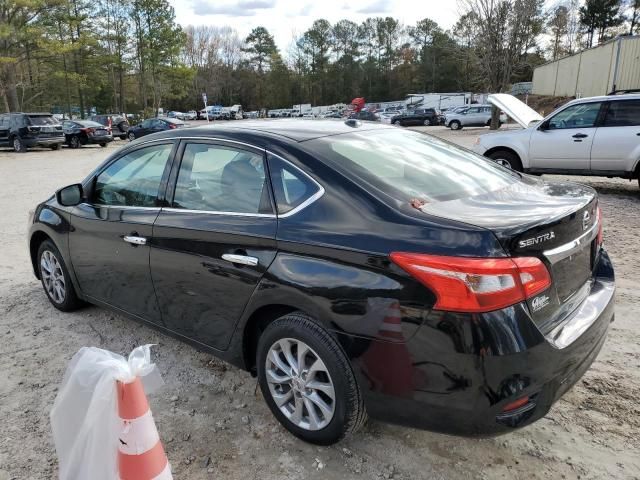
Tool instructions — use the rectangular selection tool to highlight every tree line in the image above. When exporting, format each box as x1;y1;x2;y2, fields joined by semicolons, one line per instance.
1;0;639;117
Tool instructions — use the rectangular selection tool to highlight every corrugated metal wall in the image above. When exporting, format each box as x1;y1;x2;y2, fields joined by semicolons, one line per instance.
532;36;640;97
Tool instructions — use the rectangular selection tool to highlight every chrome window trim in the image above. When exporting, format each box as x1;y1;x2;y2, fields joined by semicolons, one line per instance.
543;218;599;264
81;203;161;211
162;207;276;218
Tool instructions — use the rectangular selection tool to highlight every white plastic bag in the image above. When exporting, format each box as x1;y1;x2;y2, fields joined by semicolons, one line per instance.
50;345;164;480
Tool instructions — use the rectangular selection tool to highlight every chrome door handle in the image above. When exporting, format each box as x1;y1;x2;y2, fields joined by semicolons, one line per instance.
123;235;147;246
572;133;588;139
222;253;258;266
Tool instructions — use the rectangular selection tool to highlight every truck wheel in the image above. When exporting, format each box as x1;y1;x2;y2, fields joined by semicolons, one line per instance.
13;136;26;153
257;312;367;445
450;120;461;130
487;150;523;172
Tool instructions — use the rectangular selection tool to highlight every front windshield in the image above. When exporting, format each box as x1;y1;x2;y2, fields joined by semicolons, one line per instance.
305;129;518;203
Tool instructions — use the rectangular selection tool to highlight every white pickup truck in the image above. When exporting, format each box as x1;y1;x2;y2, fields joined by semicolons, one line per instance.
473;93;640;188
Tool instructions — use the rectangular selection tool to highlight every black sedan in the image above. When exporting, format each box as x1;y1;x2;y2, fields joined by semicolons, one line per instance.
62;120;113;148
127;117;185;141
391;108;440;126
29;120;614;445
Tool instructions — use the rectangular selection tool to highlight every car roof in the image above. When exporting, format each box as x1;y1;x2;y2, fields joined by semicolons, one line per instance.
175;119;394;142
565;93;640;105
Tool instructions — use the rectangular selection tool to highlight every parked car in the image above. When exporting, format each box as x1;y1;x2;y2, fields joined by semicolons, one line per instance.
89;114;130;140
62;120;113;148
349;110;380;122
0;112;64;152
379;110;402;124
167;111;183;119
29;120;613;445
445;105;507;130
127;117;185;140
391;108;439;126
474;93;640;186
184;110;198;121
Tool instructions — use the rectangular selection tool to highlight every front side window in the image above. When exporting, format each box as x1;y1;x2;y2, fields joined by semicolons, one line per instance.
603;100;640;127
94;143;173;207
268;155;320;215
306;129;517;203
172;143;269;214
548;102;602;129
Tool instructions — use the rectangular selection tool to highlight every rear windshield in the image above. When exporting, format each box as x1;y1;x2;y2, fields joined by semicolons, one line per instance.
305;129;517;203
77;120;104;127
28;115;59;126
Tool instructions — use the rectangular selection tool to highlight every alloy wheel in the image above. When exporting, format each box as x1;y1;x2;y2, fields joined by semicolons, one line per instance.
40;250;66;304
13;137;23;152
128;132;136;141
265;338;336;431
70;136;80;148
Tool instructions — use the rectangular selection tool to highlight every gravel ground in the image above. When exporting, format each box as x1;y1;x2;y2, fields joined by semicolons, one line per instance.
1;125;639;480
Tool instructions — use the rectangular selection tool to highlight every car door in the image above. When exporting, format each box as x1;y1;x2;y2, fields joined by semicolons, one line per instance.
528;101;603;171
150;140;277;349
590;99;640;173
68;141;176;322
462;107;481;126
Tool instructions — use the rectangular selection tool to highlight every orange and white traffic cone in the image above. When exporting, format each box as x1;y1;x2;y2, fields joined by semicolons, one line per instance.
117;377;172;480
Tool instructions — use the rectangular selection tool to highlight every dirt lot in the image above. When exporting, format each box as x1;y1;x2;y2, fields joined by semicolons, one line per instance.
1;125;639;480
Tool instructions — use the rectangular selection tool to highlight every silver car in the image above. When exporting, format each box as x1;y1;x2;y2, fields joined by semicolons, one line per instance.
445;105;507;130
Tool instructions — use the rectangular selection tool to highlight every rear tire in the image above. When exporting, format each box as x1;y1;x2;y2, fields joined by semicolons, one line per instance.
128;132;136;141
487;150;523;172
119;134;127;140
50;144;60;151
37;240;83;312
69;135;81;149
99;143;107;147
257;312;367;445
423;119;431;126
449;120;461;130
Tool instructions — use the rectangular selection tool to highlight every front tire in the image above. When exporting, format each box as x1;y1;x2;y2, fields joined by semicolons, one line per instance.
50;144;60;151
69;135;81;149
423;118;431;126
449;120;461;130
257;312;366;445
128;132;136;141
99;143;107;147
37;240;83;312
13;136;26;152
487;150;523;172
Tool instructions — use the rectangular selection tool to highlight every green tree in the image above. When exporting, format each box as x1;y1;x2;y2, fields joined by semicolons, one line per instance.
580;0;624;47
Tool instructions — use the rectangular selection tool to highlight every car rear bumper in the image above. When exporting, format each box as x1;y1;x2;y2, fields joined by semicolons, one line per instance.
339;249;614;436
88;135;113;144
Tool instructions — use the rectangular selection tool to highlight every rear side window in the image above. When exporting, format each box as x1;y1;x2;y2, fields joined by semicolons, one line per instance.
267;155;321;215
94;143;173;207
172;143;270;214
306;129;516;203
603;100;640;127
28;115;58;126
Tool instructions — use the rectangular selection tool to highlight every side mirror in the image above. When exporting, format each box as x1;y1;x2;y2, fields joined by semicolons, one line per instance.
56;183;83;207
538;120;550;131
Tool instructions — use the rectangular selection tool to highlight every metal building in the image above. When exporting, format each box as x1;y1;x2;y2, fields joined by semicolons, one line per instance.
532;35;640;97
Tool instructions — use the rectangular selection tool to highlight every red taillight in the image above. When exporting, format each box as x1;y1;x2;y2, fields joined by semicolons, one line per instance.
81;127;95;135
502;395;530;412
596;206;603;246
168;123;177;129
389;253;551;313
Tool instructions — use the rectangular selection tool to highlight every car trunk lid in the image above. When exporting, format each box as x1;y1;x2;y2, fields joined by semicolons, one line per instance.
419;175;600;333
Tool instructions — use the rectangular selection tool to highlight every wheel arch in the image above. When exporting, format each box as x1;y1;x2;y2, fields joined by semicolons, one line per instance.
241;304;301;374
484;146;522;162
29;230;52;279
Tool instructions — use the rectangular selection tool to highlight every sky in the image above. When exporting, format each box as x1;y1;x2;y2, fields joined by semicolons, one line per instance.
168;0;461;51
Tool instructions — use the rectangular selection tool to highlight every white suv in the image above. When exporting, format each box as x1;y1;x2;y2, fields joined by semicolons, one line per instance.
473;93;640;187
